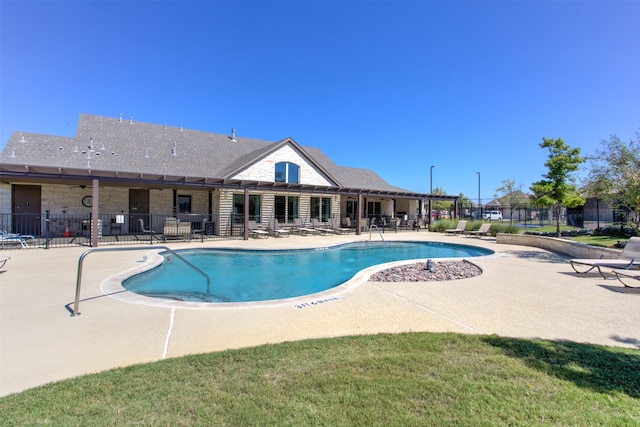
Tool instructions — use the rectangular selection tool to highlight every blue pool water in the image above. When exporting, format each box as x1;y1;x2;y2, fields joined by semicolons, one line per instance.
123;241;493;303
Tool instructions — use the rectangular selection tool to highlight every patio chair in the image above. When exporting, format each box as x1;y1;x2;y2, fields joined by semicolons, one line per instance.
0;231;32;248
311;218;337;234
248;220;269;239
464;223;492;238
269;218;290;238
329;218;350;234
136;218;158;240
611;268;640;288
292;218;317;236
445;220;467;235
569;236;640;279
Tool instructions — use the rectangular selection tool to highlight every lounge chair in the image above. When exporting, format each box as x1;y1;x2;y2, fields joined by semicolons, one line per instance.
0;256;10;269
445;220;467;235
464;223;492;238
1;231;33;248
569;236;640;279
329;218;350;234
269;219;290;238
311;218;337;234
247;220;269;239
292;218;317;235
611;268;640;288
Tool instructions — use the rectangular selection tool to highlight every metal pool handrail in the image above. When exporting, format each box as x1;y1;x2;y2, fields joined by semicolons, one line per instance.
72;246;211;317
369;225;386;245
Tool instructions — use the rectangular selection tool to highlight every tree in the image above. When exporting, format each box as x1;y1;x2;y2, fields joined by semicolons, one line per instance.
584;132;640;235
429;186;454;220
495;179;529;225
530;138;585;236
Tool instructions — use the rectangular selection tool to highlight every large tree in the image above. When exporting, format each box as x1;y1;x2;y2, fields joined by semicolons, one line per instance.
495;179;530;224
584;132;640;235
530;138;585;236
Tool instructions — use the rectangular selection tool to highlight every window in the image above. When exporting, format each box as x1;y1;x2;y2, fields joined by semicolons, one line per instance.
275;196;299;223
367;201;381;216
346;200;358;221
232;194;261;223
274;196;286;222
275;162;300;184
178;195;191;213
287;196;298;222
322;197;331;221
310;197;331;221
310;197;320;220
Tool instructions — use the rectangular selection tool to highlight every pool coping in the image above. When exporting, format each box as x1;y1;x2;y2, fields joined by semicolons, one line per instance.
101;242;495;310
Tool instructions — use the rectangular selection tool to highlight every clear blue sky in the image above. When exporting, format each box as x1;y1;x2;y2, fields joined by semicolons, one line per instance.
1;1;639;202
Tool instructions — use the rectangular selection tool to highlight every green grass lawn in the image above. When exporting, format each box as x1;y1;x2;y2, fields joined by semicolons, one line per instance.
1;333;638;425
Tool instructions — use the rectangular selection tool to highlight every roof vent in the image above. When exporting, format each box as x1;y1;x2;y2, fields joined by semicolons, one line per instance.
73;145;79;153
230;128;237;143
180;123;183;131
119;113;123;123
171;142;177;156
145;149;150;158
18;134;26;143
129;116;133;124
10;150;16;158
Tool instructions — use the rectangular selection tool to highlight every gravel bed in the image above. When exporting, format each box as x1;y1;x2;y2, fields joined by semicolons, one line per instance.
370;260;482;282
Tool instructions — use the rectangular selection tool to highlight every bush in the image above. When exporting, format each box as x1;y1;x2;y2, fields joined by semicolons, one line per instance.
489;223;517;235
430;219;460;232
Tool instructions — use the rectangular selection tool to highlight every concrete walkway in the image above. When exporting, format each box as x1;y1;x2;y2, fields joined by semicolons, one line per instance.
1;232;639;397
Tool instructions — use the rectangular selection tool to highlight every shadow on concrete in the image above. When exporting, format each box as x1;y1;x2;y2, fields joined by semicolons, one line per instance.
64;290;128;315
500;250;568;264
483;335;640;398
609;335;640;349
597;284;640;295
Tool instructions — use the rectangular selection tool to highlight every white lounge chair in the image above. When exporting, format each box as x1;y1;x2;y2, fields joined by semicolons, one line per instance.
311;218;336;234
464;223;492;238
248;220;269;239
1;231;33;248
569;236;640;279
289;218;315;235
445;220;467;235
611;268;640;288
329;218;350;234
269;219;290;238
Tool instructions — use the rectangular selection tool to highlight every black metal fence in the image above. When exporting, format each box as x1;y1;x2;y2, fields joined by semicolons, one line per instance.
0;212;244;250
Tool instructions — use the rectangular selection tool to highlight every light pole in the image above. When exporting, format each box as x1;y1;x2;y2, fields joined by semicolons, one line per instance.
428;165;434;226
430;165;434;193
477;172;481;218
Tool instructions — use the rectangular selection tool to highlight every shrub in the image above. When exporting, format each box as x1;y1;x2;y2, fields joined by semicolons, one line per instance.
489;223;517;235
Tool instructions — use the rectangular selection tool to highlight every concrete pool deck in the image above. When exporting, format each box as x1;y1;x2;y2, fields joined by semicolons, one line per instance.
1;231;639;397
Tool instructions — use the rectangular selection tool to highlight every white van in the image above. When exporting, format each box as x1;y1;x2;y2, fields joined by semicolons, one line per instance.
483;211;503;221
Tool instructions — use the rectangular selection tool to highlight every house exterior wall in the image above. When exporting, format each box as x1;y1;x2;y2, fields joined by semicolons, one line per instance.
231;144;333;187
0;183;11;216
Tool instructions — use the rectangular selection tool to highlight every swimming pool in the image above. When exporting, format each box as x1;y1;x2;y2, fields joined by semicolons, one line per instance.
123;241;493;303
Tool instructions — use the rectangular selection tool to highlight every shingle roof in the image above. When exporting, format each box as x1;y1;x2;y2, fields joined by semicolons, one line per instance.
0;113;416;195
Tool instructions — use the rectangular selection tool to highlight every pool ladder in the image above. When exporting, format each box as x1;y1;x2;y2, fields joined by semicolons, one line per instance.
369;225;386;245
72;246;211;317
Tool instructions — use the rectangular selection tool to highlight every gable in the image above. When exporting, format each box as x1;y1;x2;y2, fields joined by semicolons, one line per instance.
231;143;335;186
